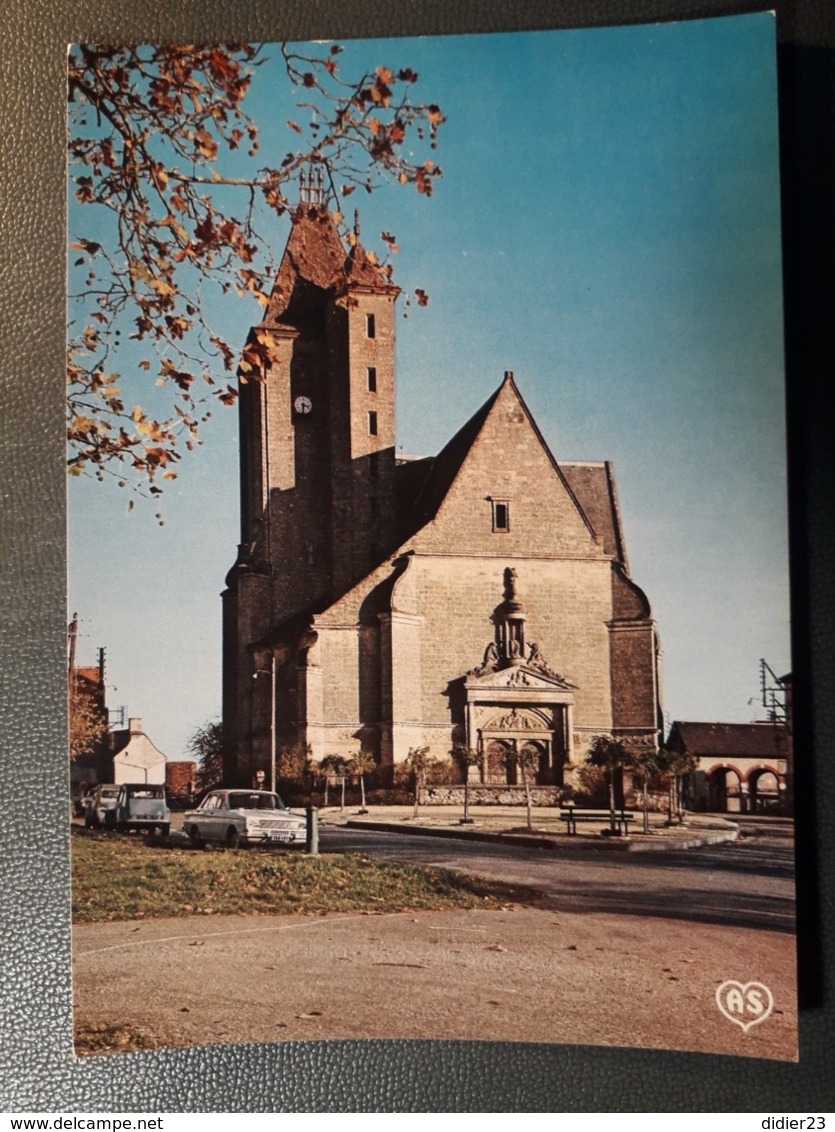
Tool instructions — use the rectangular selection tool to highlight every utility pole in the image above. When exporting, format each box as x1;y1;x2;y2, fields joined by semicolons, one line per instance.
67;612;78;679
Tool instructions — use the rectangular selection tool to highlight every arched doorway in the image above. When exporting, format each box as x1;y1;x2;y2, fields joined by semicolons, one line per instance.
520;739;559;786
479;702;562;786
485;739;515;784
483;736;558;786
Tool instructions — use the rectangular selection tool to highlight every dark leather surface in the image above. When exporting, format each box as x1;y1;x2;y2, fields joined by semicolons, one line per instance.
2;0;833;1112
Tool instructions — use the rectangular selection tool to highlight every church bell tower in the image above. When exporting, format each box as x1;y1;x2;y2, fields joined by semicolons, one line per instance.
222;172;400;782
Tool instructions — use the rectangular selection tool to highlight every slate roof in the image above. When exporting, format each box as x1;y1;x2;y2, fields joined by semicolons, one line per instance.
396;374;620;559
668;721;787;757
110;729;133;756
559;461;625;564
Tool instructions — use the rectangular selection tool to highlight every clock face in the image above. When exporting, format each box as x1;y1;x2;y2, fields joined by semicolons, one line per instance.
294;395;312;416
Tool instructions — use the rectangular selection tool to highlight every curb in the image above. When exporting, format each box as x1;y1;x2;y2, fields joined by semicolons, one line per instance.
342;819;740;852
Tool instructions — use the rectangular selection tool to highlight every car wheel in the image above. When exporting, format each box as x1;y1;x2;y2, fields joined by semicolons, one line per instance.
187;825;203;850
226;827;240;850
158;823;170;838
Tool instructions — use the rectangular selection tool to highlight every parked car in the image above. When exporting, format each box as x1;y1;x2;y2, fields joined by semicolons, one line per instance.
82;783;120;828
114;782;170;836
182;789;307;849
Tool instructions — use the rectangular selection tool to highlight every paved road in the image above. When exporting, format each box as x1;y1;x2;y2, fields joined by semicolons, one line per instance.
321;826;796;933
73;829;798;1057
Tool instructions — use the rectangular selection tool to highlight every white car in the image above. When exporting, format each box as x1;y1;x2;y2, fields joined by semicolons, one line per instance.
182;789;307;849
114;782;171;836
82;783;120;828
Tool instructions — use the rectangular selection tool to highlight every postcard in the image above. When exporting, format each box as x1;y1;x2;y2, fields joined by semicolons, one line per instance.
65;15;797;1068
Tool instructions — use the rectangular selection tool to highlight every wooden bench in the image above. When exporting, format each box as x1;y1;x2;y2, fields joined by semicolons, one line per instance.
559;806;635;836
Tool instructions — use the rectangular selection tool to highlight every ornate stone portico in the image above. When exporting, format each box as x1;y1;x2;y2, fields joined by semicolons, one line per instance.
463;568;577;786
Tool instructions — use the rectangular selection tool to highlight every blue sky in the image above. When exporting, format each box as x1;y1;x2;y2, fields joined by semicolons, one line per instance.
68;14;790;761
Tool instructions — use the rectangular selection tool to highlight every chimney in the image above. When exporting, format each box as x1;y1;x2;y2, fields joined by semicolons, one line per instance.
128;717;142;734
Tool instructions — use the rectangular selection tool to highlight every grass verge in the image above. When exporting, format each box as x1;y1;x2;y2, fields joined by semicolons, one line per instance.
71;828;544;922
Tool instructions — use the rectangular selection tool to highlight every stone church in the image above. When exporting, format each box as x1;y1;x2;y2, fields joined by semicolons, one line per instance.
221;188;663;790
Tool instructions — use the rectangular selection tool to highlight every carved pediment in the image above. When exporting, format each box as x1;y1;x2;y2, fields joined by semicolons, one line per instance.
466;662;575;692
480;705;553;731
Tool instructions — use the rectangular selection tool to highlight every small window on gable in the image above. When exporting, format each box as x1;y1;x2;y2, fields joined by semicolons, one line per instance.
366;313;376;339
368;410;378;436
492;500;510;532
367;366;377;392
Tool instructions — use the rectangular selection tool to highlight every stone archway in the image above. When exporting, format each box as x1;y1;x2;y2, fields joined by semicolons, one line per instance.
708;766;743;813
749;768;780;814
479;725;562;786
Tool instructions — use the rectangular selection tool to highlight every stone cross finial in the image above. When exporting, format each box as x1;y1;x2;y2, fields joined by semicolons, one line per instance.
503;566;518;601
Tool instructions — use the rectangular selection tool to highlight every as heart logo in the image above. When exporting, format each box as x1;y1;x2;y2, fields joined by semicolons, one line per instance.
715;980;774;1031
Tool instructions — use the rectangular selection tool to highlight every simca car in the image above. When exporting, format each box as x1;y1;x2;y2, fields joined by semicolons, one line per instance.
182;789;307;849
82;783;120;828
114;782;171;836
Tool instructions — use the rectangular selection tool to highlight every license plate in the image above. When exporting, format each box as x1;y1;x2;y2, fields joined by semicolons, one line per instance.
261;830;295;842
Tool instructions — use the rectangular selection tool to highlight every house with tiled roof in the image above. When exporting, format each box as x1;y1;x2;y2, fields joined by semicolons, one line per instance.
221;180;662;793
666;720;790;813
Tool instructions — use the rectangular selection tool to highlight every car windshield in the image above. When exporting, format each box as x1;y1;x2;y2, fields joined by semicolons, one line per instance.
100;787;119;797
127;786;164;798
227;792;285;811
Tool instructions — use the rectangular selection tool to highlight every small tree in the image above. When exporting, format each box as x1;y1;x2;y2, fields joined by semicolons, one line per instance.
502;745;539;830
320;753;349;809
573;764;609;807
586;735;635;833
305;756;322;802
187;718;224;791
349;749;377;812
68;680;109;761
631;747;666;834
659;747;700;824
451;744;481;823
405;746;433;818
276;742;311;787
